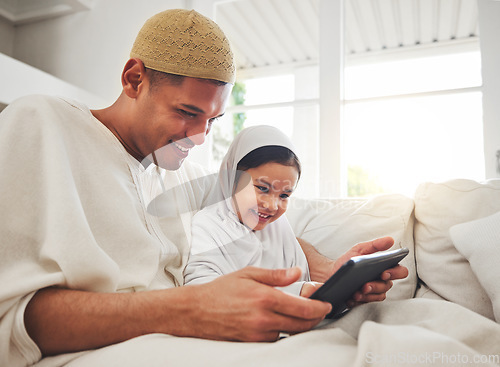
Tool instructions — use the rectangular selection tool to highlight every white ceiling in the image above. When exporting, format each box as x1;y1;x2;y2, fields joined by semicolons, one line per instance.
0;0;92;24
215;0;480;76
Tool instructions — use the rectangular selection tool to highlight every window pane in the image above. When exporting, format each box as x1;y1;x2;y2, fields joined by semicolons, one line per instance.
211;75;296;170
243;75;295;105
210;113;235;171
244;107;294;136
344;52;482;100
210;107;294;172
344;92;484;197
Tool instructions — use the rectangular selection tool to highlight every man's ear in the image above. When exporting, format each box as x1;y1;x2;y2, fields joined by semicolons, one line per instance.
121;58;146;98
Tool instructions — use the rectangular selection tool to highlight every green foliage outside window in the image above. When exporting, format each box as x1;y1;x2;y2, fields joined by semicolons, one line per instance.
211;82;247;165
231;82;246;136
347;165;386;197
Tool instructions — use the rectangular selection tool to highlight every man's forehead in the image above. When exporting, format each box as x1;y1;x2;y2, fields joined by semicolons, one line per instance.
172;81;231;115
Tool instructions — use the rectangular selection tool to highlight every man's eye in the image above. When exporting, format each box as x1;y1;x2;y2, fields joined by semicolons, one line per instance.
255;185;269;193
180;109;196;118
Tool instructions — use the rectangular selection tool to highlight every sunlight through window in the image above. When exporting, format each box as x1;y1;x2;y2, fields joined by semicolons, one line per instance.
344;51;484;197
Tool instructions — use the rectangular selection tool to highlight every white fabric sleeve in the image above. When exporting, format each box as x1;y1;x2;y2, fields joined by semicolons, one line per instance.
0;291;41;367
0;96;167;366
183;210;227;285
11;293;42;365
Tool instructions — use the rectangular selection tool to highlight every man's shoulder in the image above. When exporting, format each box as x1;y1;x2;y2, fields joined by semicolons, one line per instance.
8;94;72;110
3;94;86;124
1;95;97;153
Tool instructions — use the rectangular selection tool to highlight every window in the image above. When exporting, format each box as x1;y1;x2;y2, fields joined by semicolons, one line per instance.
344;51;484;197
210;0;486;198
210;74;296;171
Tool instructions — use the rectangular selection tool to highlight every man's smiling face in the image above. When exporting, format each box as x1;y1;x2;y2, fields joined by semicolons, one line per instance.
131;75;232;170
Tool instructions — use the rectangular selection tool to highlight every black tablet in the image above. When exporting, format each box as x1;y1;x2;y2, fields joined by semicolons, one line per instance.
309;247;409;319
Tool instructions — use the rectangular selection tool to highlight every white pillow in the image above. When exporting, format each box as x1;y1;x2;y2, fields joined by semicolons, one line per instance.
287;194;416;301
450;211;500;322
413;179;500;320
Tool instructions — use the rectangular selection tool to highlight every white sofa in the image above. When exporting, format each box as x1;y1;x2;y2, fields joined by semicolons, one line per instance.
40;178;500;367
286;178;500;322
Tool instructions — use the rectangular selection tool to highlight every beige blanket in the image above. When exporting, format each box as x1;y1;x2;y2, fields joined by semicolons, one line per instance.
37;298;500;367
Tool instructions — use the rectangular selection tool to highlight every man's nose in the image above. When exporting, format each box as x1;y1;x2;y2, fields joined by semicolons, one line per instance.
187;121;209;146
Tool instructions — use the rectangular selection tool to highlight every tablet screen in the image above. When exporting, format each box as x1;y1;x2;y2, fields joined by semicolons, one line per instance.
309;247;409;318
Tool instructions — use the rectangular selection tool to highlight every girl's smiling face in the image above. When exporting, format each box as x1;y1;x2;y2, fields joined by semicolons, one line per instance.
232;162;299;231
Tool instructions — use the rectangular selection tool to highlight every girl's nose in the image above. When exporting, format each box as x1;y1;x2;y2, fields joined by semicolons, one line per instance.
262;196;278;211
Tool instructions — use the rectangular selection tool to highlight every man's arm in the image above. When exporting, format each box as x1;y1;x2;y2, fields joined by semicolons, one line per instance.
297;236;409;305
25;267;331;356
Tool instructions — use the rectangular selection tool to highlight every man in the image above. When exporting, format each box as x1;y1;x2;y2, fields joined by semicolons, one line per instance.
0;9;407;366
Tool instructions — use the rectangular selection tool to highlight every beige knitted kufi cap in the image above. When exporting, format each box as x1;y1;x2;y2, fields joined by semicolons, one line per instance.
130;9;235;84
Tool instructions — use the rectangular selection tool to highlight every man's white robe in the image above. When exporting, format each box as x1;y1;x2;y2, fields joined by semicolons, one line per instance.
0;95;214;366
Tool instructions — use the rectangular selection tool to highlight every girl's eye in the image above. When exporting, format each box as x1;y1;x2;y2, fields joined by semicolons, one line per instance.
280;193;290;199
255;185;269;193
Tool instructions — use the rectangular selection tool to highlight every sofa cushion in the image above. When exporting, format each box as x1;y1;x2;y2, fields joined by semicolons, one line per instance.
287;194;416;301
450;211;500;322
413;179;500;320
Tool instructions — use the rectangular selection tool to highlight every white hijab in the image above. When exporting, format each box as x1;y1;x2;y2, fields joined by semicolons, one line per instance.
184;125;310;291
216;125;298;210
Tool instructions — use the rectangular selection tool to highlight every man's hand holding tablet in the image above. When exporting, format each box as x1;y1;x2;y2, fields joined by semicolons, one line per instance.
309;248;409;318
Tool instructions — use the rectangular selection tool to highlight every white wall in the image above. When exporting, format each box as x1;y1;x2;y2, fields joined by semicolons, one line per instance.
318;0;344;197
11;0;222;103
292;65;320;198
478;0;500;179
12;0;192;105
0;53;106;107
0;17;14;56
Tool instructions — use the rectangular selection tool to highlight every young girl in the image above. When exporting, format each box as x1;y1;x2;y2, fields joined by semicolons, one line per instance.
184;125;312;295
